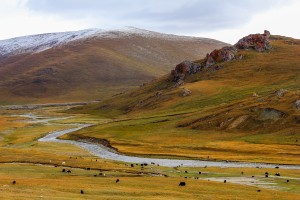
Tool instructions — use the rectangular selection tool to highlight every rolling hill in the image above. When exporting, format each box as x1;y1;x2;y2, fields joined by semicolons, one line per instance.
68;31;300;164
0;27;226;104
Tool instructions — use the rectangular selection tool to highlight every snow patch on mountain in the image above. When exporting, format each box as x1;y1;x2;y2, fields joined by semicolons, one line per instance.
0;29;104;56
0;27;218;56
100;27;212;42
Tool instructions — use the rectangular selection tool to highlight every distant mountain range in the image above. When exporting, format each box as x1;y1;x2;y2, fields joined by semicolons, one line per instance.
0;27;227;104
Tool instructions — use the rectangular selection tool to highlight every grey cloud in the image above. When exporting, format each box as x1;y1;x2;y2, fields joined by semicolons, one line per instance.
25;0;292;34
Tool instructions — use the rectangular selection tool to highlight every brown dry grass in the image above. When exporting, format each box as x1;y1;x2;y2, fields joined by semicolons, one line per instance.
0;109;299;199
0;34;226;104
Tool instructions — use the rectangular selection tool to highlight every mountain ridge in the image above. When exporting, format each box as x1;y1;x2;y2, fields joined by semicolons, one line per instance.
0;27;227;104
0;27;223;57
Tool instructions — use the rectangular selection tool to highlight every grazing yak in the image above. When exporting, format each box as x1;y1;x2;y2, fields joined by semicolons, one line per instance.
179;182;186;186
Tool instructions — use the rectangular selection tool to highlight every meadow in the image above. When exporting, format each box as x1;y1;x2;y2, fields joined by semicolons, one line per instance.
0;107;299;199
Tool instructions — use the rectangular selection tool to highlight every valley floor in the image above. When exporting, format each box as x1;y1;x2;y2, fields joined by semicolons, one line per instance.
0;105;299;199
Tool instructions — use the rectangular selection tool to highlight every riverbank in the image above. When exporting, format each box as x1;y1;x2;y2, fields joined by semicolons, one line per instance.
31;113;300;169
0;102;91;110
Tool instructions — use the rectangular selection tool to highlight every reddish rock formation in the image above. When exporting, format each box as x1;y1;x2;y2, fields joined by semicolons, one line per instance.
171;60;202;82
170;31;271;83
205;46;237;67
205;30;271;67
235;30;271;52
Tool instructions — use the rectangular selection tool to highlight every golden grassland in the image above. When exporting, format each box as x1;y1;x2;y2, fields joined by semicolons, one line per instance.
1;164;300;200
0;110;299;199
67;36;300;165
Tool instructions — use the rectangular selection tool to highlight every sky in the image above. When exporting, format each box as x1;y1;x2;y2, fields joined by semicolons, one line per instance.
0;0;299;44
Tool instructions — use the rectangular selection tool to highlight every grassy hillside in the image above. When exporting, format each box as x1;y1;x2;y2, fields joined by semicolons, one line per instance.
67;34;300;164
0;31;226;104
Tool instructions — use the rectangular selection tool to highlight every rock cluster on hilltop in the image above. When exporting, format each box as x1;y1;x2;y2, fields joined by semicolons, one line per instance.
235;30;271;52
170;30;271;83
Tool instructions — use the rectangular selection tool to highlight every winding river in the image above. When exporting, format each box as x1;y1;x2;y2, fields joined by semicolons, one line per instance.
36;120;300;169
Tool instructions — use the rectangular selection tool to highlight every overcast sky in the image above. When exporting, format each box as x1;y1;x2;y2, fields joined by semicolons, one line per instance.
0;0;299;44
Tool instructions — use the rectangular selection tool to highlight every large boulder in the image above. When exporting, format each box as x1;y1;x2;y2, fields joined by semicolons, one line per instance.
205;46;237;67
235;30;271;52
171;60;202;82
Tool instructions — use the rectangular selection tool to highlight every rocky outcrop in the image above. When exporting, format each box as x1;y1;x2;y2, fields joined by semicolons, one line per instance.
205;46;237;67
171;60;202;82
235;30;271;52
205;30;271;67
170;31;271;83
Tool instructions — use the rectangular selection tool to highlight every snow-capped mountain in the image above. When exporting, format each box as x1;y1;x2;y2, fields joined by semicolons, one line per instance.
0;29;103;56
0;27;217;56
0;27;227;103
